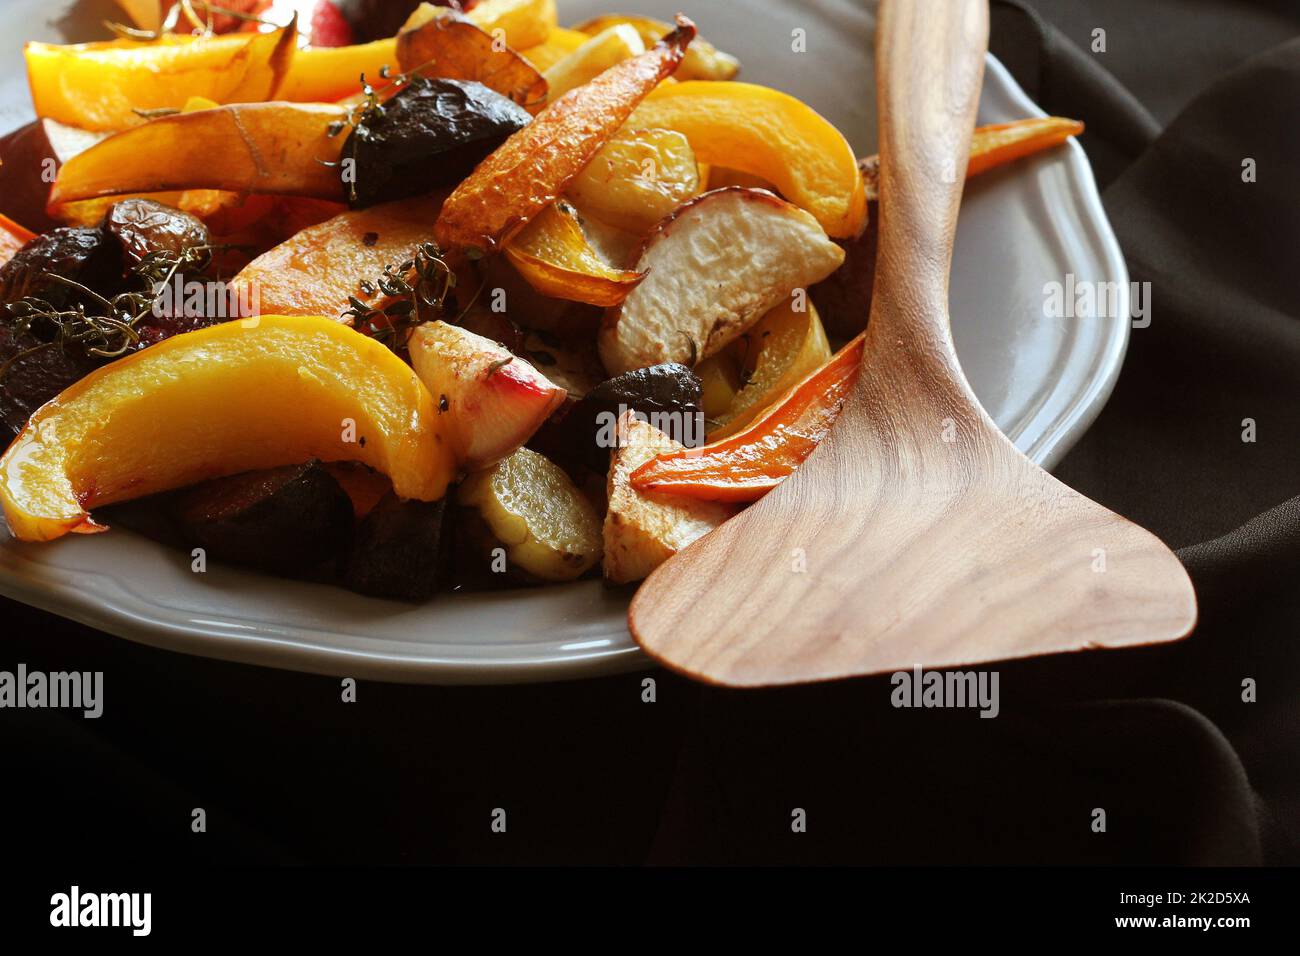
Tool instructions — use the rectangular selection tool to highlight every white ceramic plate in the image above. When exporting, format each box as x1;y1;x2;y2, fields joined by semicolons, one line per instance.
0;0;1128;683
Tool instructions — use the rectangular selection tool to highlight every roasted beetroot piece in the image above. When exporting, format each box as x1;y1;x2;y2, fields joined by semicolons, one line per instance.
0;119;104;232
336;0;463;43
342;491;448;601
0;324;95;443
105;198;210;268
0;227;117;309
168;460;354;576
529;363;704;473
344;78;531;208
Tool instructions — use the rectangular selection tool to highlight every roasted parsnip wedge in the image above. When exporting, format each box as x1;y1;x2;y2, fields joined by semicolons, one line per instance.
458;447;602;582
603;412;735;584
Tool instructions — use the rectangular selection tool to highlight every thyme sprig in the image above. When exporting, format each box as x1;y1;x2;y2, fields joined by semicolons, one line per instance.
0;244;222;382
343;242;460;351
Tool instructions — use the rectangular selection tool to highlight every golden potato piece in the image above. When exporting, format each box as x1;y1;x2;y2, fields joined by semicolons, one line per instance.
458;447;602;582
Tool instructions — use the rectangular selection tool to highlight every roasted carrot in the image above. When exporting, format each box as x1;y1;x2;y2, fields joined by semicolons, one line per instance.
0;213;35;268
966;116;1084;178
433;15;696;255
630;335;864;503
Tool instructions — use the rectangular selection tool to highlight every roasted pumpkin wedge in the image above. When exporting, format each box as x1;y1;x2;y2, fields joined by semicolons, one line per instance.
504;201;646;306
708;298;832;440
25;25;298;132
0;316;455;542
277;38;398;103
627;81;867;238
404;0;558;51
48;102;348;208
231;193;446;319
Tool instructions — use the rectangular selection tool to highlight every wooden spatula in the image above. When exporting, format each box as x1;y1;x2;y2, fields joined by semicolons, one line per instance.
628;0;1196;687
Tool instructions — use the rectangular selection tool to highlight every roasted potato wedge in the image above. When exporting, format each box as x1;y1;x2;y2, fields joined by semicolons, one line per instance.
572;13;740;82
543;24;645;101
565;128;703;234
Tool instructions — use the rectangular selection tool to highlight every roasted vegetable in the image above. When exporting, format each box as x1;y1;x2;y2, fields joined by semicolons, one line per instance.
564;127;703;234
631;335;865;503
967;116;1084;177
104;198;209;267
276;38;401;103
0;227;117;309
343;491;448;601
169;460;354;576
25;25;298;132
0;324;96;443
503;201;646;306
543;24;645;101
434;15;696;254
628;81;867;238
598;188;844;375
457;446;602;582
230;193;446;320
0;315;455;542
707;298;832;440
0;119;106;231
572;13;740;82
603;412;734;584
0;216;34;270
49;103;348;208
461;0;556;50
528;361;702;473
345;78;532;208
408;320;566;470
396;12;548;110
340;0;443;43
518;26;587;72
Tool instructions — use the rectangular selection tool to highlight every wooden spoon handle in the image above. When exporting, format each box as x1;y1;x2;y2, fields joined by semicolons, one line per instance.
871;0;988;363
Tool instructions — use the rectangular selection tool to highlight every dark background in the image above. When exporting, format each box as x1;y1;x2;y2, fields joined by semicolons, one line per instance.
1;0;1297;865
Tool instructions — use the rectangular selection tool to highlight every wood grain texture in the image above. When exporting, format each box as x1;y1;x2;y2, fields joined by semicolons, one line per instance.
627;0;1196;687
